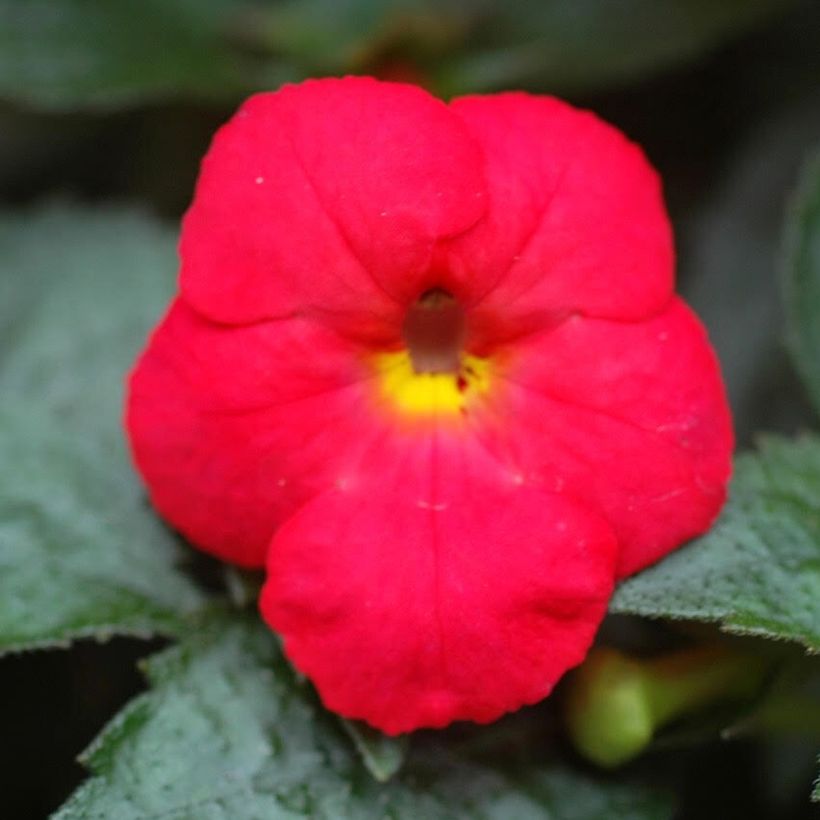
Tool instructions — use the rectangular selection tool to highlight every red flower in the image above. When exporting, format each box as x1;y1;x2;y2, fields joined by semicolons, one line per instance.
127;77;732;734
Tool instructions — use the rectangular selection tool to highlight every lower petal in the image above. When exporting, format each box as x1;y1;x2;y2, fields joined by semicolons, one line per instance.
261;434;616;734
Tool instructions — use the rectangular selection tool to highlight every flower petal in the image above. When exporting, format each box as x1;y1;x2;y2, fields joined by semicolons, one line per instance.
474;298;733;577
261;433;617;734
445;93;673;347
126;298;387;567
181;77;486;331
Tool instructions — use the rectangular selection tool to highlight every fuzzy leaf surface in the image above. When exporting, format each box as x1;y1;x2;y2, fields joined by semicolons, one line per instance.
612;436;820;652
57;614;674;820
0;206;207;650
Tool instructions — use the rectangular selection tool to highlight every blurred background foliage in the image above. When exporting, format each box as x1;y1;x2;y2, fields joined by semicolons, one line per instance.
1;0;819;817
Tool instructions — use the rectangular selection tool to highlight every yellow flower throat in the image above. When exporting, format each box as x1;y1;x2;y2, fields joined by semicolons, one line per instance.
373;350;491;417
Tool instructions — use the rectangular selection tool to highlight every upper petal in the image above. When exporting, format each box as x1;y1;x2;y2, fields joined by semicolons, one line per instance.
180;77;486;331
473;298;733;577
444;93;674;347
261;432;616;734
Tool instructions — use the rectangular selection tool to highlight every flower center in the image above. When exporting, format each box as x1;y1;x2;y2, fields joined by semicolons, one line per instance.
372;289;491;419
402;288;465;374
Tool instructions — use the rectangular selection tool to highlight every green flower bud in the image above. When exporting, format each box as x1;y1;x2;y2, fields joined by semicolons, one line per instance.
565;645;769;767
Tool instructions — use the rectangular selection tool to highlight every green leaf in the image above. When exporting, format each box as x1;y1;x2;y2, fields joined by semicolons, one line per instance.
340;718;408;782
784;147;820;418
0;205;208;650
0;404;207;651
0;0;255;110
57;613;673;819
611;435;820;652
813;760;819;801
0;205;175;439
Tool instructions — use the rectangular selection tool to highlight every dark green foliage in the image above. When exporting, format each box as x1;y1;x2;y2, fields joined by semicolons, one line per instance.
784;149;820;419
612;435;820;652
0;208;207;651
56;614;673;820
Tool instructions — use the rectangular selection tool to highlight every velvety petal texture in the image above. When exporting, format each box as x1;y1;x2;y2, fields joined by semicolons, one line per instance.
263;434;617;734
444;93;674;347
127;76;733;734
128;299;382;567
181;77;485;337
471;299;732;578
